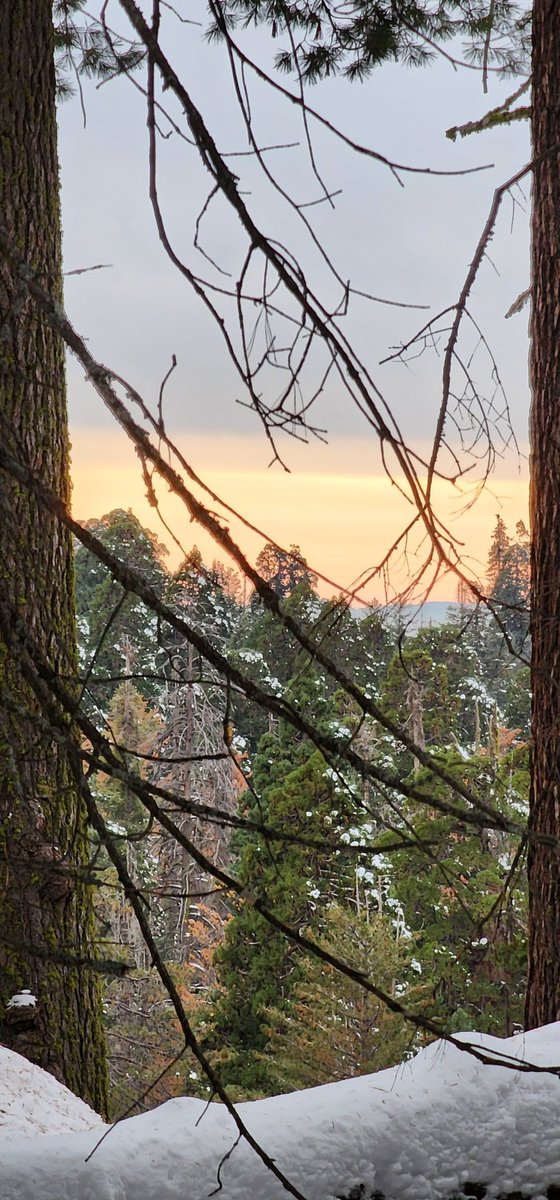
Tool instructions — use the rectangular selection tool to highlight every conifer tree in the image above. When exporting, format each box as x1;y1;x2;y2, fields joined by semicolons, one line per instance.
384;749;528;1036
525;0;560;1028
0;0;107;1110
490;521;530;652
75;509;169;707
217;0;528;82
255;543;317;599
487;516;511;592
208;749;344;1094
263;906;413;1093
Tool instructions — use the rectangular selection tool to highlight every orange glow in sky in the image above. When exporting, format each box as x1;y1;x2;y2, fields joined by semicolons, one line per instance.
70;427;529;603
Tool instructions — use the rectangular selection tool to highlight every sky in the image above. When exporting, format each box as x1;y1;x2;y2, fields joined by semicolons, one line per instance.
58;3;532;600
3;1024;560;1198
70;427;529;603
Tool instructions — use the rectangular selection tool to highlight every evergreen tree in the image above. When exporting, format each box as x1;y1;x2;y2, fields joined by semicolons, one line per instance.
526;0;560;1027
486;516;511;593
169;545;241;648
215;0;528;83
478;519;531;726
490;520;530;652
263;905;413;1093
382;748;528;1037
0;0;549;1123
0;0;107;1110
293;598;392;702
255;543;317;599
231;576;323;749
207;750;344;1094
381;644;454;770
75;509;169;707
413;624;496;747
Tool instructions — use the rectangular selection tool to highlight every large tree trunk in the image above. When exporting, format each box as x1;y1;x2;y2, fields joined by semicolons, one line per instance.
0;1;108;1111
525;0;560;1029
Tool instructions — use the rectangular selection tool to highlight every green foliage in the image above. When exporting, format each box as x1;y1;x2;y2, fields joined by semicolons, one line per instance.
255;542;317;599
170;547;241;644
297;598;392;701
381;747;528;1036
230;578;325;748
414;624;496;745
208;0;530;83
488;519;530;653
74;509;168;706
472;517;531;728
206;749;347;1093
54;1;144;99
263;905;414;1092
72;505;533;1110
487;515;511;592
382;644;448;751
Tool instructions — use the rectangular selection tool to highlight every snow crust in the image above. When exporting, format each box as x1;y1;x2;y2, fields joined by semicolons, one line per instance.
2;1025;560;1200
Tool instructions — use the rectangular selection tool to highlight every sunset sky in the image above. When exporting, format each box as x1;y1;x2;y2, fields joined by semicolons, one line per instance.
60;3;531;602
70;427;528;602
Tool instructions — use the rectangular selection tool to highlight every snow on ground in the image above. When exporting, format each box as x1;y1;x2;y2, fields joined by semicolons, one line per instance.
2;1025;560;1199
0;1046;105;1138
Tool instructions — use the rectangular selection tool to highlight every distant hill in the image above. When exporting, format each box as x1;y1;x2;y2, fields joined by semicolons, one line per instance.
390;600;456;632
354;600;457;631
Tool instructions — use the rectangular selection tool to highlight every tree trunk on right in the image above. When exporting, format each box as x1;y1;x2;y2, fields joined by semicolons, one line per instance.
525;0;560;1029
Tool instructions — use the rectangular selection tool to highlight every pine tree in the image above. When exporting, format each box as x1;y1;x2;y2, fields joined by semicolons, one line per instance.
207;749;344;1094
525;0;560;1028
75;509;169;707
215;0;529;83
263;905;413;1093
255;543;317;599
0;0;106;1110
169;545;240;648
381;644;452;764
231;575;324;749
489;520;530;653
486;516;511;593
384;748;528;1036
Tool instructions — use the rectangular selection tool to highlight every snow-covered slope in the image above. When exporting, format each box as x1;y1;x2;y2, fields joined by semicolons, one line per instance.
1;1026;560;1200
0;1046;104;1138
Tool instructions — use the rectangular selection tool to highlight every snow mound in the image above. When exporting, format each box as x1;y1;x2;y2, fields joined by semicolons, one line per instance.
0;1046;105;1137
2;1025;560;1199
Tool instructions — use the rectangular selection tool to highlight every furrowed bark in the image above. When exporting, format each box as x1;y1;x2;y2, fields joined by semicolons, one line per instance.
0;0;107;1111
526;0;560;1030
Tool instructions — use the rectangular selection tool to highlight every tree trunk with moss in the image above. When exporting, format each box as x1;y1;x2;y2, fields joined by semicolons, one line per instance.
0;0;108;1112
525;0;560;1030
